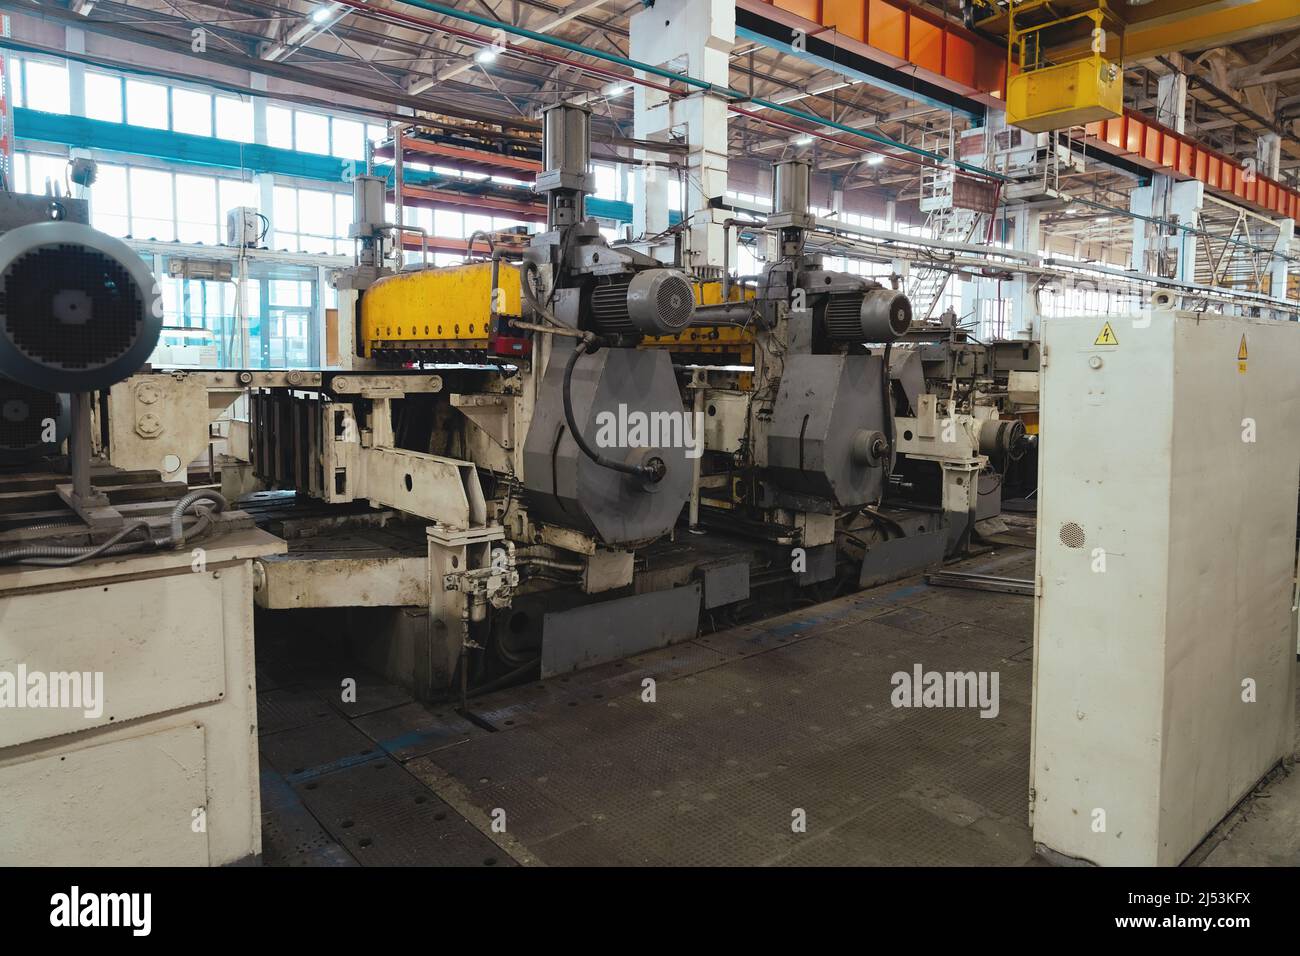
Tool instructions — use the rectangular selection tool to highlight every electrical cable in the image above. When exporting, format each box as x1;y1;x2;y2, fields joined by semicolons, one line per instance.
562;340;664;483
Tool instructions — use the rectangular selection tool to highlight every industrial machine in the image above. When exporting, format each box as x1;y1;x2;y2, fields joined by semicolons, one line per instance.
678;159;1028;571
1031;297;1300;866
101;108;1031;704
884;309;1039;517
0;190;282;866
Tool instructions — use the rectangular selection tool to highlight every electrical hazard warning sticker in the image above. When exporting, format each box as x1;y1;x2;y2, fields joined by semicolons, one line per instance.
1238;334;1248;373
1094;322;1119;346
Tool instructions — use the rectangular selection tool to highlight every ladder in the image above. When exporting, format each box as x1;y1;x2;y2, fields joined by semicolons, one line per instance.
906;208;984;322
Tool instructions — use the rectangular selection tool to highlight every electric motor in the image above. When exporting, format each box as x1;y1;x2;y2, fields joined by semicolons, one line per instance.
589;268;696;337
978;418;1028;467
0;221;163;393
0;376;69;465
825;286;912;342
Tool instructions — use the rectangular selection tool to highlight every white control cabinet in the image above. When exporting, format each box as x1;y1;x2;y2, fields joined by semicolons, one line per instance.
0;530;284;866
1032;304;1299;866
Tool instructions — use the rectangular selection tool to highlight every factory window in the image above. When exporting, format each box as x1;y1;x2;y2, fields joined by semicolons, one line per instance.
593;163;620;201
270;184;352;254
129;167;176;240
220;178;258;224
12;153;70;197
23;60;71;114
85;72;124;123
215;97;255;143
333;194;352;253
172;88;214;138
125;79;170;130
332;119;366;160
175;173;220;243
296;111;331;155
296;188;336;253
267;106;294;149
91;164;131;237
434;208;464;237
270;279;312;307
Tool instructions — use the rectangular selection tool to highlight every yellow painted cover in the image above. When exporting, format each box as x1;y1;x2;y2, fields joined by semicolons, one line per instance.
362;262;521;348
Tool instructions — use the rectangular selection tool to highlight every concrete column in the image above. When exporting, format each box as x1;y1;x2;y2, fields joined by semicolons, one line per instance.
1130;176;1203;284
1007;204;1041;340
1270;218;1294;305
65;27;86;118
250;74;268;144
629;0;733;270
1257;133;1282;180
1155;72;1187;133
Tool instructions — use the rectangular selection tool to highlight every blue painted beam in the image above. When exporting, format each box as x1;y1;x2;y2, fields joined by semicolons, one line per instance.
14;107;660;225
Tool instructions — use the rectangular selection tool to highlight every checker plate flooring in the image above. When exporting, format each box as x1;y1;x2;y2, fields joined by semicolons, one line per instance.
259;543;1300;866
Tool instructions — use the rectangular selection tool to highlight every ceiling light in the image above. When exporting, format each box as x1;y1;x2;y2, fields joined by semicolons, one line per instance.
866;154;884;166
475;47;498;65
310;5;335;23
603;83;629;98
793;134;814;146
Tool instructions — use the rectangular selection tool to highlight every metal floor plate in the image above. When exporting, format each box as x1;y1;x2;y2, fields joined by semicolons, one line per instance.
258;542;1299;865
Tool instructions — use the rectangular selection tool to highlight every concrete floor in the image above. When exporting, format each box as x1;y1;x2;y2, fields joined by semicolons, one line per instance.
256;543;1299;866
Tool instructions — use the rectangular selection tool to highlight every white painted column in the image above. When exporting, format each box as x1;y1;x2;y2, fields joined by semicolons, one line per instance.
65;27;86;118
1257;133;1281;180
629;0;733;270
1270;218;1293;306
1130;177;1203;284
1007;204;1041;340
1155;72;1186;133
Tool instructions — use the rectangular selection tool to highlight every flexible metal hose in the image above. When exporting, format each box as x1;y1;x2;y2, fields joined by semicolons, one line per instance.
0;520;154;567
159;488;228;548
0;490;229;567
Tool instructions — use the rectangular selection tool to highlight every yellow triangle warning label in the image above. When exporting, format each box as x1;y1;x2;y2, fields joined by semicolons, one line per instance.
1238;335;1248;360
1094;322;1119;346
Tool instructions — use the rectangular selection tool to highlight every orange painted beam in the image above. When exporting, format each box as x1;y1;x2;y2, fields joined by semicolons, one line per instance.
398;183;546;223
750;0;1007;104
371;139;540;181
1085;109;1299;223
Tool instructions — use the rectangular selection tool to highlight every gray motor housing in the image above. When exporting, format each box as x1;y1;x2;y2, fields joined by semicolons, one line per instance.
523;345;692;547
0;221;163;393
766;353;891;509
